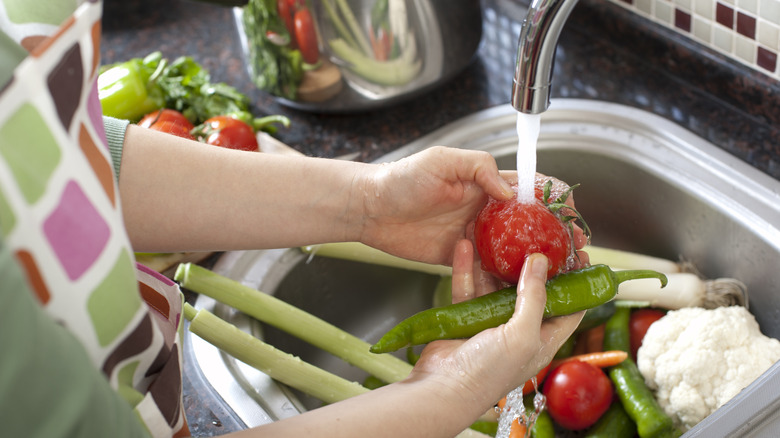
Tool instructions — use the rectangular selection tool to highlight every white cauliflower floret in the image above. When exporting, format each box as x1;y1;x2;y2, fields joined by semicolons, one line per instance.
637;306;780;431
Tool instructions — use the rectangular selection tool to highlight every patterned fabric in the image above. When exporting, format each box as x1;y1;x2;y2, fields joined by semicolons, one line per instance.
0;1;188;436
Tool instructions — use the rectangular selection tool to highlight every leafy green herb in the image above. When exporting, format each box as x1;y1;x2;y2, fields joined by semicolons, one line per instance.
99;51;289;133
243;0;304;100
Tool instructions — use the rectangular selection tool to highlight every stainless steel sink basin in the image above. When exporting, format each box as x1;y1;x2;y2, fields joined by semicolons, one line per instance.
185;99;780;436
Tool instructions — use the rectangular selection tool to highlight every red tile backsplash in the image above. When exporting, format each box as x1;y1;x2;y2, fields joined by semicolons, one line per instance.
736;12;756;39
716;2;734;29
757;46;778;72
675;9;692;33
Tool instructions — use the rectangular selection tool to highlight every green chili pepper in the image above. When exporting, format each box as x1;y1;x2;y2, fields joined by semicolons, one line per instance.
603;307;682;438
584;402;637;438
577;300;617;332
369;265;667;354
469;419;498;436
529;408;555;438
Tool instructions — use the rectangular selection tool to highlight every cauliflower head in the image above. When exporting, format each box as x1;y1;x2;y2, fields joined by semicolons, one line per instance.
637;306;780;431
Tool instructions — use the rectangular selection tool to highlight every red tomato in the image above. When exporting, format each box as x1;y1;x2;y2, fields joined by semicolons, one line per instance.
543;361;613;430
148;121;196;140
522;363;551;395
138;109;194;130
294;7;319;64
277;0;296;46
474;184;574;283
138;109;195;140
629;308;666;359
198;116;258;152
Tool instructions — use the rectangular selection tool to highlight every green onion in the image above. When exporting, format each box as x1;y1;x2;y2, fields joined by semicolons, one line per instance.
301;242;451;276
184;303;368;404
584;245;681;273
174;263;413;383
328;36;421;85
335;0;373;56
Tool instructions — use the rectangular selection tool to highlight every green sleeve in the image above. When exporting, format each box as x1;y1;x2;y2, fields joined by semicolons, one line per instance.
103;115;130;179
0;239;152;438
0;29;28;89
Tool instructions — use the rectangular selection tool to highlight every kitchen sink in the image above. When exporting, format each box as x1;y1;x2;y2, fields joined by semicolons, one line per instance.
184;99;780;436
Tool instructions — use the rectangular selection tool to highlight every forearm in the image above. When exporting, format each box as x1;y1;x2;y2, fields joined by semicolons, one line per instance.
119;125;369;252
227;376;488;438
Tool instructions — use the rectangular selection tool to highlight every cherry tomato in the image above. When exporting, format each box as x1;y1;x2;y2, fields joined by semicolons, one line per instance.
198;116;259;152
294;7;319;64
138;109;195;140
629;308;666;360
521;363;551;395
277;0;296;46
139;109;194;130
543;360;613;430
147;121;196;139
474;184;573;283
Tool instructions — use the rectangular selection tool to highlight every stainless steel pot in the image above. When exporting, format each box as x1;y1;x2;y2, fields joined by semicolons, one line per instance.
234;0;483;113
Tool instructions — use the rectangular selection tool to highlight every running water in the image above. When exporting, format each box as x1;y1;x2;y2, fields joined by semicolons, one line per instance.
496;379;547;438
515;112;542;203
496;112;544;438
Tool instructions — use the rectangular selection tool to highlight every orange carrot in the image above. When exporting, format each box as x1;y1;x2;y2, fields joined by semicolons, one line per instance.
496;398;529;438
509;418;527;438
551;350;628;369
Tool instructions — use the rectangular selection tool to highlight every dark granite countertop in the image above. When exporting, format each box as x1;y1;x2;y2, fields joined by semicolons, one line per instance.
100;0;779;434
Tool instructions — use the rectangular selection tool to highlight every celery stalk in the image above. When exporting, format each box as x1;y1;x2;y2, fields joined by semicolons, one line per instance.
323;0;360;52
584;245;681;273
302;242;452;276
175;263;413;383
335;0;373;56
184;303;368;404
328;36;421;85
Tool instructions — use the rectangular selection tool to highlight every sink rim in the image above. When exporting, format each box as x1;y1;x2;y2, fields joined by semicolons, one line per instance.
184;98;780;434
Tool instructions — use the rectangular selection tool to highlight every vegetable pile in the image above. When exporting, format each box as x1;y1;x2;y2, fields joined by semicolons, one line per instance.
242;0;422;102
170;174;771;437
98;51;290;151
638;306;780;431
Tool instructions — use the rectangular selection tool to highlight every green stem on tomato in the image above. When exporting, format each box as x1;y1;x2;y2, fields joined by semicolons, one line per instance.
174;263;413;384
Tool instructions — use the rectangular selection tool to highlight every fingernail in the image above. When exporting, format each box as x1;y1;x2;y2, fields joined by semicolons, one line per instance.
526;254;548;279
498;178;514;198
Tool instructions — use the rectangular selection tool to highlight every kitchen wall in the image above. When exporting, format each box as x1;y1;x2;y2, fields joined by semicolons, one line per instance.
606;0;780;81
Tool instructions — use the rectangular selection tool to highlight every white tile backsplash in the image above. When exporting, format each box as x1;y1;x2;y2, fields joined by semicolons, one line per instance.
608;0;780;79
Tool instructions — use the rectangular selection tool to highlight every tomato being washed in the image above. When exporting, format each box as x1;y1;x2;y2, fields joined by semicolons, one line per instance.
195;115;259;152
543;360;613;430
474;179;587;283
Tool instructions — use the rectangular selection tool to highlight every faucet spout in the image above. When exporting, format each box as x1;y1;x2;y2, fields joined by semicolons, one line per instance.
511;0;579;114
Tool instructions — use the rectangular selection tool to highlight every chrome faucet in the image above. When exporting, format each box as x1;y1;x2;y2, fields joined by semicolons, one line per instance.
511;0;580;114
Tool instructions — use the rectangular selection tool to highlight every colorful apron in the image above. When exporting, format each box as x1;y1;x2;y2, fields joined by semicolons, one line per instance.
0;1;189;436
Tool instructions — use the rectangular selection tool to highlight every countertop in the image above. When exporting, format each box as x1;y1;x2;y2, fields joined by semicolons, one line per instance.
100;0;780;434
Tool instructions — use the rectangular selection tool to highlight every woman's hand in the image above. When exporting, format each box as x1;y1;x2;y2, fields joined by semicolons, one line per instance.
355;146;514;266
409;254;583;418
